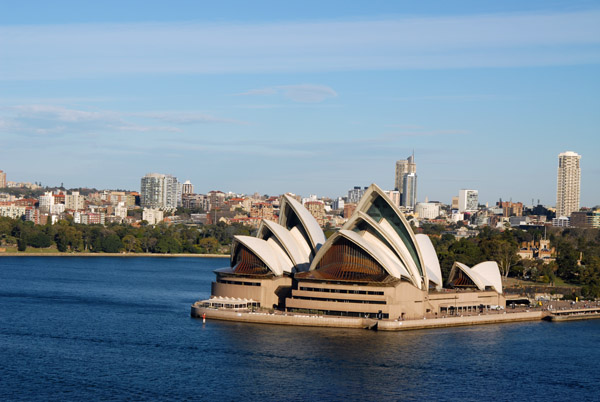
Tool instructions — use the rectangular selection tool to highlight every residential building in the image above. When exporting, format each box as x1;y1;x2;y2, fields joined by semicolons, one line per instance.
384;190;400;207
142;208;164;225
451;196;459;210
458;189;478;213
304;200;326;226
415;202;440;220
332;197;345;211
65;191;85;211
498;201;523;217
114;202;128;219
182;180;194;195
347;186;366;204
571;208;600;229
552;216;570;227
0;205;27;219
38;192;55;213
556;151;581;218
0;170;6;188
208;190;226;211
250;202;275;221
140;173;180;210
343;203;357;219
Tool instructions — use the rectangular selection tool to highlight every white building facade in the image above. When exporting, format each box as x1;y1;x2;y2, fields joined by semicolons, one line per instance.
556;151;581;218
458;189;478;212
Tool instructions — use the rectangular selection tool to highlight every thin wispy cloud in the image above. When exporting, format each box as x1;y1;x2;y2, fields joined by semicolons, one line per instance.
0;105;246;136
1;10;599;79
236;84;338;103
133;111;248;125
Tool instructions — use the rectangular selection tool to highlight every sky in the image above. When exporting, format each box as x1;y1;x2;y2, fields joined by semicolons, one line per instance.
1;1;599;206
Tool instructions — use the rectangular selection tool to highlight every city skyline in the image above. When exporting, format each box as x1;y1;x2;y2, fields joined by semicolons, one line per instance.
1;1;599;205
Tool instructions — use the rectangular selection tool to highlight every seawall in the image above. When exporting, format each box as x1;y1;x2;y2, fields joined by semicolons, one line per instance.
191;304;544;331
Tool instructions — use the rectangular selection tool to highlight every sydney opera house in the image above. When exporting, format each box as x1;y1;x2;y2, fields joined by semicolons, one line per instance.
207;184;505;320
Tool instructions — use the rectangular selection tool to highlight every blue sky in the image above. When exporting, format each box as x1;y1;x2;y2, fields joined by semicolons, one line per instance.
1;1;599;206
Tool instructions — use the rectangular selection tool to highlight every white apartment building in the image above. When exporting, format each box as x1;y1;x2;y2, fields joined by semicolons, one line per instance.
38;191;55;213
140;173;181;210
143;208;164;225
556;151;581;218
0;205;27;219
65;191;85;211
416;202;440;220
458;189;478;212
114;202;128;219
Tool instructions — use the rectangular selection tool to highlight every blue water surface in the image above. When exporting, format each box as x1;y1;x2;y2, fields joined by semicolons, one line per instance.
1;257;599;401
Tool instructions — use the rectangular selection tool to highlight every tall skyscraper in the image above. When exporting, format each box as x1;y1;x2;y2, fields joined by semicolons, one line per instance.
556;151;581;218
140;173;180;210
395;153;417;206
0;170;6;188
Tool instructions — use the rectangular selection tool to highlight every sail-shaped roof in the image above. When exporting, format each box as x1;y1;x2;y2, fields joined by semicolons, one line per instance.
447;261;503;294
354;184;427;287
472;261;503;294
415;234;443;290
231;236;294;276
307;230;411;281
279;194;326;256
257;219;311;271
343;211;420;287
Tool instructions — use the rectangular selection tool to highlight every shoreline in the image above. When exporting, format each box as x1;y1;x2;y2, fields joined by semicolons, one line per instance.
0;252;228;258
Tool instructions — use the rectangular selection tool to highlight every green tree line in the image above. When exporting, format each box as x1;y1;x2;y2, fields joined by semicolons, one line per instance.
0;217;252;255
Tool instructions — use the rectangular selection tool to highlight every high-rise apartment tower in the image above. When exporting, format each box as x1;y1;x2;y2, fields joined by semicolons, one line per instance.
395;153;417;206
556;151;581;218
140;173;181;210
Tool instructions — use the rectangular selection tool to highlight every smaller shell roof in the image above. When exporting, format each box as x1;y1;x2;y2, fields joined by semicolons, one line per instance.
448;262;485;290
232;236;294;276
448;261;503;294
472;261;503;294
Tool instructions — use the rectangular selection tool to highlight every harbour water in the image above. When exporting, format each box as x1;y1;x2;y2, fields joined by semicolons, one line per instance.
1;257;599;401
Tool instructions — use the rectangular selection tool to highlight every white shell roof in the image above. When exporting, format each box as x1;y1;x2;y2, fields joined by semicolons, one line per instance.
257;220;311;270
309;230;411;281
354;184;427;286
343;211;419;287
415;234;443;290
232;235;294;276
280;194;326;252
448;261;503;294
472;261;503;294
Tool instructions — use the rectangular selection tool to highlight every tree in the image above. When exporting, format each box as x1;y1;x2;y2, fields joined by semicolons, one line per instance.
156;237;182;254
490;240;520;278
122;234;137;252
17;237;27;251
101;234;124;253
199;237;219;254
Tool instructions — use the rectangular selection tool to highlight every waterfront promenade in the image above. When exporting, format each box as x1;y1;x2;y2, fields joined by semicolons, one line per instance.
191;303;546;331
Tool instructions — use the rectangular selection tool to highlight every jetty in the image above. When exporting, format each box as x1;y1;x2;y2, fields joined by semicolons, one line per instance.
544;307;600;322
